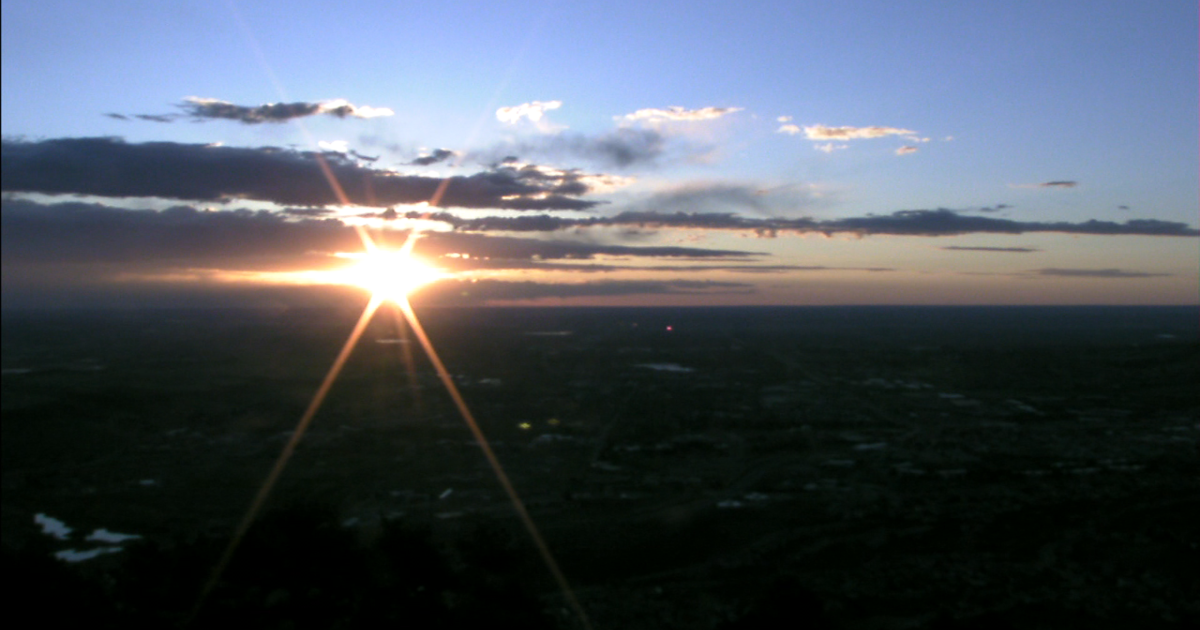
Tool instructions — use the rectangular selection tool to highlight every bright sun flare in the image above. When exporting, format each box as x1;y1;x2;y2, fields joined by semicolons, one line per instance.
337;249;445;303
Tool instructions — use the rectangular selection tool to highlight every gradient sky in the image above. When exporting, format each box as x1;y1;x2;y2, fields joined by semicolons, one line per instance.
2;0;1197;308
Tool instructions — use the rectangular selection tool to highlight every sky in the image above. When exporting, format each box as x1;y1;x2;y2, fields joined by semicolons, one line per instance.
2;0;1197;308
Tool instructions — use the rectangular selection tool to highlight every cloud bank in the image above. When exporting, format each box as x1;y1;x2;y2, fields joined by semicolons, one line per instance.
1;137;603;210
1;200;763;268
0;200;359;264
410;208;1199;238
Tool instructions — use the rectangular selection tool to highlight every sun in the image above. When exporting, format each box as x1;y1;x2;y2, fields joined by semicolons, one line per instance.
336;248;446;303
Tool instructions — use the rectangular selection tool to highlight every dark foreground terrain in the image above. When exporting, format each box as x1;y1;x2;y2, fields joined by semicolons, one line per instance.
3;305;1198;628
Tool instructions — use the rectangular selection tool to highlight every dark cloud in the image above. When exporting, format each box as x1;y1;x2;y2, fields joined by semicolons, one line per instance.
414;231;762;261
413;208;1199;238
1;137;602;210
432;258;890;274
941;246;1040;253
280;208;335;217
1;200;760;273
1009;181;1079;190
178;98;392;124
1118;205;1130;211
410;148;456;166
408;210;781;233
415;278;753;303
1;199;772;308
479;128;667;168
975;204;1010;213
1;199;359;264
1031;268;1169;279
107;98;394;125
0;198;778;310
605;211;801;236
405;211;578;232
600;264;892;273
796;209;1198;237
134;114;178;123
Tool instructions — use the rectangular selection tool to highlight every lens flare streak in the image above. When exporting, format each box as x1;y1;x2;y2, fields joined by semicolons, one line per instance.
395;295;594;629
193;294;383;618
199;8;588;624
195;228;591;628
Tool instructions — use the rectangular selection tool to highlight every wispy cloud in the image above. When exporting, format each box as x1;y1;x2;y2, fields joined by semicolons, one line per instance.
941;246;1039;253
777;124;801;135
895;146;918;156
1;137;604;210
620;182;813;216
814;143;848;153
476;127;667;168
1009;180;1078;189
619;106;742;124
1031;268;1169;278
105;112;184;123
803;125;916;140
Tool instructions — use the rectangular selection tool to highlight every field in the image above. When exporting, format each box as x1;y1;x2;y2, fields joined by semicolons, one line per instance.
3;306;1197;628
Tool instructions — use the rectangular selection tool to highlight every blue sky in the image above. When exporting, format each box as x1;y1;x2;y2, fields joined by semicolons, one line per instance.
2;0;1197;307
